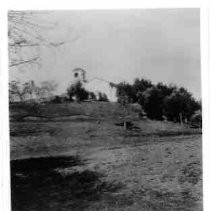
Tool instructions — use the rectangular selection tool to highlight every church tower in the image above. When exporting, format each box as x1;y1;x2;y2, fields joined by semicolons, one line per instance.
72;68;87;84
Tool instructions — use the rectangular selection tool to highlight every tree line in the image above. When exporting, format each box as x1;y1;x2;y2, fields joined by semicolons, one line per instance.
116;78;201;124
9;80;109;103
9;80;57;103
9;78;201;125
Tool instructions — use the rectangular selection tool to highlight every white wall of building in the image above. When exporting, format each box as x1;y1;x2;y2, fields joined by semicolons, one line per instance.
85;78;117;102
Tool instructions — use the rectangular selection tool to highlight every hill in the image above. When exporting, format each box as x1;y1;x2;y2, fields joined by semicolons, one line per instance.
10;101;202;211
10;101;201;140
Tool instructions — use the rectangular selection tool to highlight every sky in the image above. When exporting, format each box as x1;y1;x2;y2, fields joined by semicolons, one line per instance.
10;9;201;99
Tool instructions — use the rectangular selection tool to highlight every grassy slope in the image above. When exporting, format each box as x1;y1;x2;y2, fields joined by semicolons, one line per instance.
10;102;202;211
10;102;125;119
10;102;201;141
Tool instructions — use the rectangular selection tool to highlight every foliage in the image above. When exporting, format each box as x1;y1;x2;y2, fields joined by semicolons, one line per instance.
89;92;97;100
141;83;177;120
156;83;177;97
38;81;58;99
67;82;109;102
9;80;57;103
163;88;200;122
116;78;201;123
67;81;89;102
9;81;27;102
141;87;164;120
98;92;109;102
51;96;62;104
133;78;153;92
190;110;202;128
116;82;135;104
133;78;153;103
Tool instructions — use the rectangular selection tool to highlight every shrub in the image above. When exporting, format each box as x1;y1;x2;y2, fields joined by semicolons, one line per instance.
190;110;202;128
67;81;89;102
141;87;164;120
116;78;201;122
98;92;109;102
51;95;62;103
163;88;200;123
89;92;96;100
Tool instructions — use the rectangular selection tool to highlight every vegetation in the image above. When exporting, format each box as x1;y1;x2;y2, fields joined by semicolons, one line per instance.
9;80;57;103
89;92;97;100
163;87;200;122
66;82;109;102
190;110;202;128
9;77;201;127
116;78;201;124
67;81;89;102
98;92;109;102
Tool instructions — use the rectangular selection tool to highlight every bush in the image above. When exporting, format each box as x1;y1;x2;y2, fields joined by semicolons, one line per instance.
190;110;202;128
163;88;200;122
51;96;62;103
89;92;96;100
141;87;164;120
98;92;109;102
115;78;201;122
116;82;135;104
67;82;89;102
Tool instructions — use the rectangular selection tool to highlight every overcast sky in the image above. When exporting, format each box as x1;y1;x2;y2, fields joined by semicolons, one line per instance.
11;9;201;99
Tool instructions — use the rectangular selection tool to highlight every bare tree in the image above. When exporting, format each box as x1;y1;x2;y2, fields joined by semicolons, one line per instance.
8;11;76;69
9;80;27;102
9;80;58;103
38;80;58;99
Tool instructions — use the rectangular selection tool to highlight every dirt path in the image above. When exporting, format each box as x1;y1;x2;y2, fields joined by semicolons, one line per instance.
11;134;202;211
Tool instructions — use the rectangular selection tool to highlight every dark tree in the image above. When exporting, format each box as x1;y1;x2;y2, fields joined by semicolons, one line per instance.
115;77;201;123
156;82;177;97
67;81;89;102
98;92;109;102
89;92;96;100
116;82;135;103
51;96;62;103
141;87;164;120
116;78;153;104
133;78;153;92
190;110;202;128
163;87;201;123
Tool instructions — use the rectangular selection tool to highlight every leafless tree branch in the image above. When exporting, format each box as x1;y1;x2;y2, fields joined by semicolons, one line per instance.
8;11;68;69
9;57;40;68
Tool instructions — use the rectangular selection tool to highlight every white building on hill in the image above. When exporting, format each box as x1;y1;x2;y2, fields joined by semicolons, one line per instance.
71;68;117;102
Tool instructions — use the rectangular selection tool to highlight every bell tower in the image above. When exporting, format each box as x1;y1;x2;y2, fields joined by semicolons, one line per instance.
72;68;87;84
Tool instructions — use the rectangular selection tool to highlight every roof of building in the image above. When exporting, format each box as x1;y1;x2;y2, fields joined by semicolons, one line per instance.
72;68;86;73
87;77;118;87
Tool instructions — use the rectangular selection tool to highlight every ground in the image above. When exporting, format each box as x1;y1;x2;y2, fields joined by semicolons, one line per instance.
10;102;202;211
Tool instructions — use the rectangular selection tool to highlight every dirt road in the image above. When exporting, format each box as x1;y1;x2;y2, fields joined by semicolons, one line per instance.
11;133;202;211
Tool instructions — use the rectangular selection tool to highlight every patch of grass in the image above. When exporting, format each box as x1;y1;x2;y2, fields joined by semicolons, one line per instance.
10;123;61;137
179;161;202;185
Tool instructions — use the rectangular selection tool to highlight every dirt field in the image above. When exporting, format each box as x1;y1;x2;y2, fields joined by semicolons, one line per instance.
10;102;202;211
